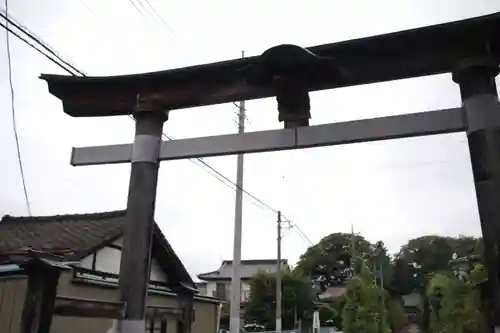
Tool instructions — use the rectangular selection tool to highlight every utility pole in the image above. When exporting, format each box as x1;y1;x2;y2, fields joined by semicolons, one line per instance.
276;211;282;333
229;51;246;333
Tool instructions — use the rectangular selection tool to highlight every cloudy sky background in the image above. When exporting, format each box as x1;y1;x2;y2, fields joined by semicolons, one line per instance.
1;0;500;279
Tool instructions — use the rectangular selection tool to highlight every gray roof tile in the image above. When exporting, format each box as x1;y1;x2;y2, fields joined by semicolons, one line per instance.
0;210;195;290
198;259;289;280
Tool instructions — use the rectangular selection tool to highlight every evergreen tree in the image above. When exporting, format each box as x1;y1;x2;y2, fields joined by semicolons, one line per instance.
342;260;391;333
426;263;486;333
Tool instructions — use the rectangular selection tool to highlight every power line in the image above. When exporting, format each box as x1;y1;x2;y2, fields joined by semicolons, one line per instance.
134;0;152;20
293;224;314;245
0;11;314;246
0;10;85;76
280;213;313;245
159;130;278;213
79;0;94;14
127;0;147;18
127;0;175;43
4;0;31;216
0;9;268;214
141;0;176;37
0;20;78;76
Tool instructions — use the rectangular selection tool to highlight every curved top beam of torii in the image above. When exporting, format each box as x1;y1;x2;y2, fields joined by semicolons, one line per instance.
40;11;500;118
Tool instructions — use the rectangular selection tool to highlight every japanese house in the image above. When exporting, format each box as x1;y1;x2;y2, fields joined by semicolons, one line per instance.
0;210;221;333
198;259;289;303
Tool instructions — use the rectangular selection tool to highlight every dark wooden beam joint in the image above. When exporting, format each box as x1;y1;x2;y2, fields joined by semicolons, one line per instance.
453;57;500;331
275;75;311;129
452;58;499;100
134;94;170;121
244;45;329;129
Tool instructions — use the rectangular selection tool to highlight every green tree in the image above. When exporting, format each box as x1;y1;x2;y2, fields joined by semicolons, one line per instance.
296;233;377;290
386;297;408;332
397;236;455;290
397;236;483;291
244;270;316;329
369;241;393;290
317;297;345;329
342;260;390;333
388;257;416;295
426;263;486;333
395;235;483;330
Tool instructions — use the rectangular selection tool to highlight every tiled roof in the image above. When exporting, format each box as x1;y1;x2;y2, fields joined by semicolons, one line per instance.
0;211;125;260
198;259;289;280
0;210;195;289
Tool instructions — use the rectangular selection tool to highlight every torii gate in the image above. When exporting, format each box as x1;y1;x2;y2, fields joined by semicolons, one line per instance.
41;12;500;333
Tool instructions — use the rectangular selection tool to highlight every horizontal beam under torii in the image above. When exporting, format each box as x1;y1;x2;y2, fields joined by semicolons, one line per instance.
40;12;500;117
71;108;465;166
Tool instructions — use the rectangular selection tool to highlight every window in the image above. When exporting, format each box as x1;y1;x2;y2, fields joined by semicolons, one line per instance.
241;290;251;302
216;282;228;300
146;317;167;333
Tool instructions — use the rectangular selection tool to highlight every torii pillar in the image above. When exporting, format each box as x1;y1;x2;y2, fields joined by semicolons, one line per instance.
453;59;500;332
115;102;168;332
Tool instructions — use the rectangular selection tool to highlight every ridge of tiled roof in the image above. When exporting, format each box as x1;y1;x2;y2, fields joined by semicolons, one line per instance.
220;259;288;265
0;210;126;259
1;210;126;222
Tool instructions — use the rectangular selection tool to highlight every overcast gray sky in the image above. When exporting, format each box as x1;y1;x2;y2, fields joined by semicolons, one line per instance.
1;0;500;279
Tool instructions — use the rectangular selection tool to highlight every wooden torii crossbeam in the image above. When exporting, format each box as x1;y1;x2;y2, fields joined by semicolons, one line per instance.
41;12;500;333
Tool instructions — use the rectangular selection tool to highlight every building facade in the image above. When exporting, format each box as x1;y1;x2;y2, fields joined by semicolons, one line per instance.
197;259;289;303
0;211;221;333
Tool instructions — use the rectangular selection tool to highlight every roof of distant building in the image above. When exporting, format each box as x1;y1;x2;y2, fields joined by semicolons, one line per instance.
198;259;289;281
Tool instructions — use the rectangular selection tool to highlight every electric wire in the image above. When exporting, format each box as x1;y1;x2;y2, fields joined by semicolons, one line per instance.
0;20;78;76
0;10;85;76
141;0;177;37
134;0;150;15
3;0;32;215
127;0;147;18
0;10;314;247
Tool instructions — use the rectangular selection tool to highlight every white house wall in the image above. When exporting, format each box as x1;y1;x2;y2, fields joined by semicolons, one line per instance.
79;237;168;282
206;281;217;297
